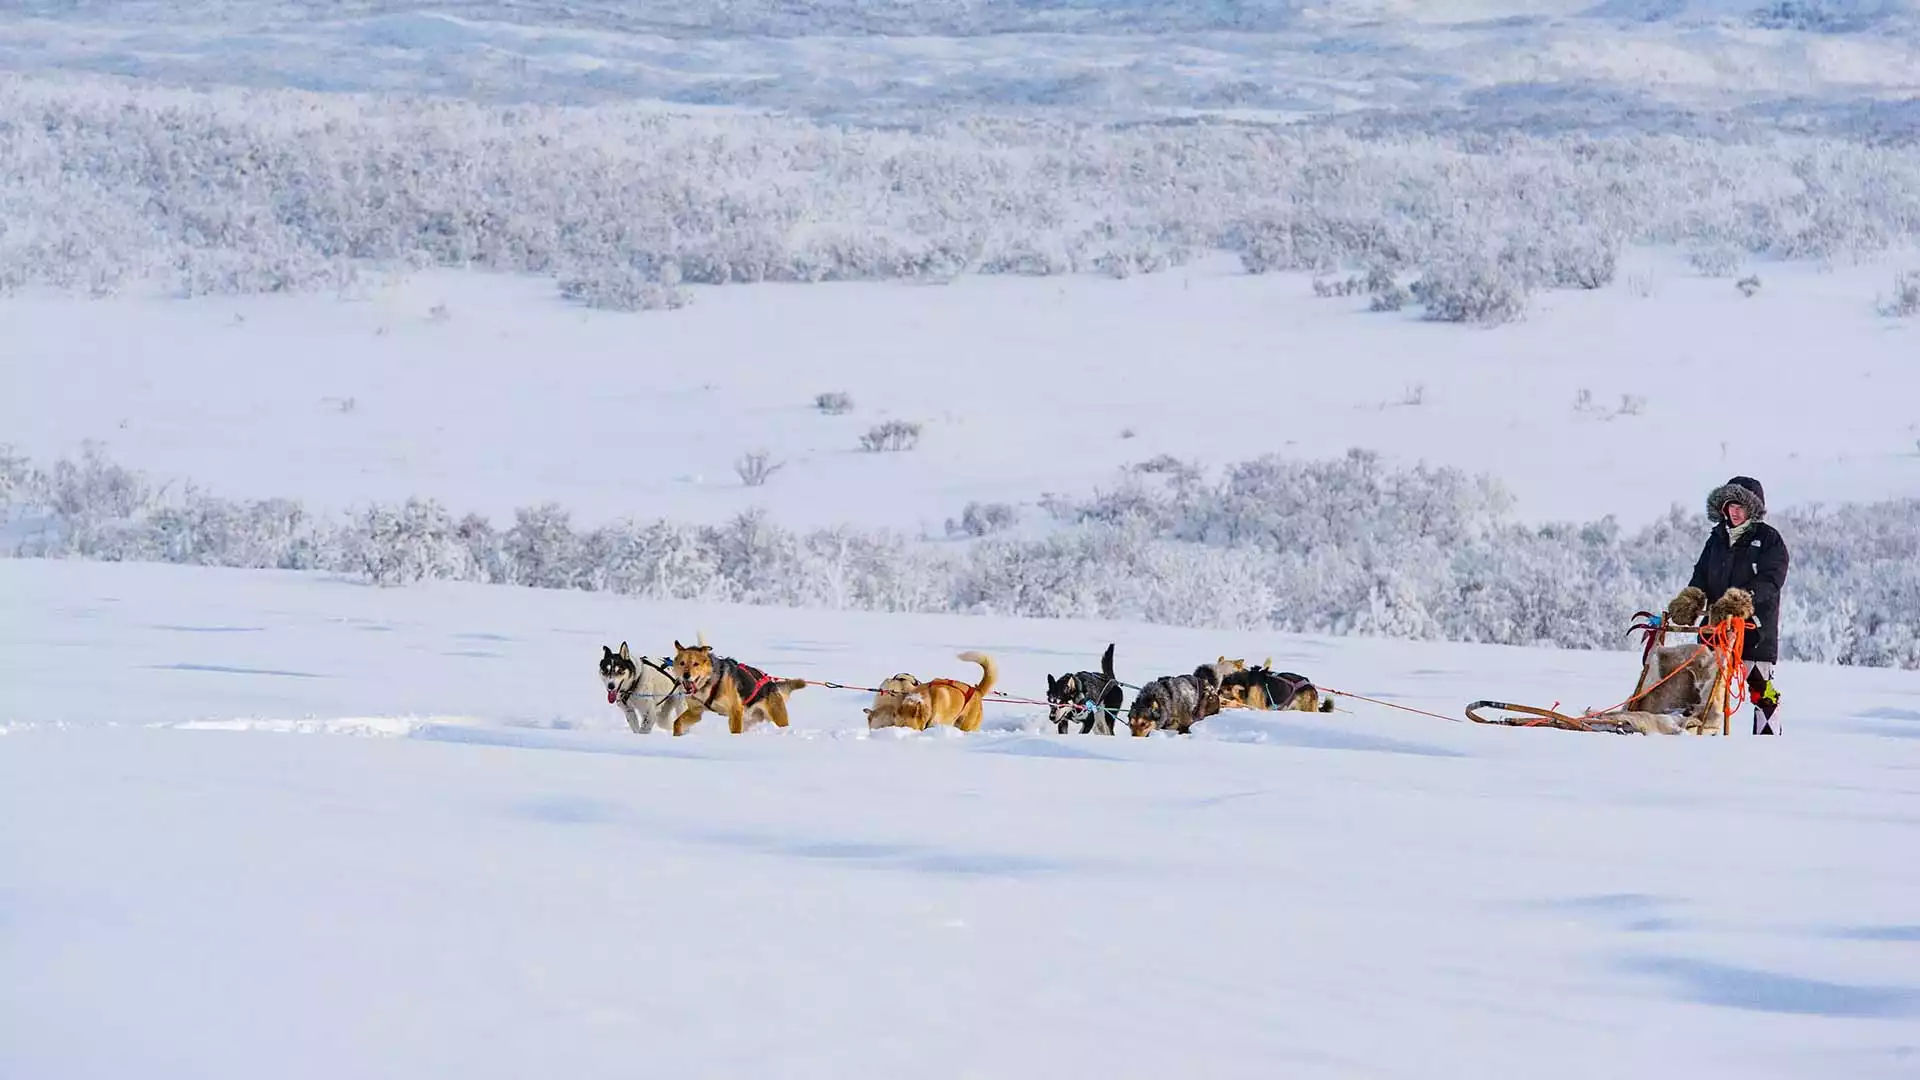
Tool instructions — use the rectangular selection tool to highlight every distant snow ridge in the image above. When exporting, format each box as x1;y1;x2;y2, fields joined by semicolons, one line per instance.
5;443;1916;669
4;75;1920;304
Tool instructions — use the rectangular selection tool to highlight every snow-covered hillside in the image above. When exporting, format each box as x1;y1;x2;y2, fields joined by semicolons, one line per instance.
4;558;1919;1080
7;253;1916;533
2;0;1916;123
5;2;1918;1074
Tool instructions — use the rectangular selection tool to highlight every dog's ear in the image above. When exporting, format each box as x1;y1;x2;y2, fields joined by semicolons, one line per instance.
673;639;684;652
618;642;631;659
1046;674;1059;694
1262;656;1272;669
603;645;613;658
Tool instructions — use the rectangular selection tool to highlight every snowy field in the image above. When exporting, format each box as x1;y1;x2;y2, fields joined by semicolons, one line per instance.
6;251;1918;534
7;2;1920;1075
4;557;1920;1079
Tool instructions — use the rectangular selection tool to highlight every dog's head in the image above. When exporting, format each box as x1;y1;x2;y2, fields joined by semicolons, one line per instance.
878;673;924;703
672;639;716;694
1215;656;1248;677
599;642;638;704
1216;673;1250;708
1047;672;1088;728
1127;680;1170;737
870;673;928;727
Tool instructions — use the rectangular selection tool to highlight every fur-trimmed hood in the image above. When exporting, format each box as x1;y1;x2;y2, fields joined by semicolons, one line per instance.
1707;476;1766;524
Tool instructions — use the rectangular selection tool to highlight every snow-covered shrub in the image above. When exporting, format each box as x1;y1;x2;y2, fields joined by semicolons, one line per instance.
349;499;476;585
13;441;161;556
1413;260;1530;325
946;501;1018;538
1544;235;1618;290
1313;275;1366;298
8;446;1920;668
0;444;33;514
734;449;785;487
814;391;855;415
1737;275;1762;298
558;269;691;312
1751;1;1874;31
1879;271;1920;317
8;74;1920;303
1130;454;1197;476
1369;283;1409;312
859;421;922;452
499;503;586;589
1689;246;1744;277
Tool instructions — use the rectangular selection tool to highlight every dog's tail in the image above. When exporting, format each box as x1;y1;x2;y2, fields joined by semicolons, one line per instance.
1099;642;1116;681
778;678;808;693
958;651;998;700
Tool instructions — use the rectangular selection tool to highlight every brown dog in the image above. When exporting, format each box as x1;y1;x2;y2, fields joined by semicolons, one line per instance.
1218;661;1336;713
670;639;807;736
867;652;998;732
864;674;931;730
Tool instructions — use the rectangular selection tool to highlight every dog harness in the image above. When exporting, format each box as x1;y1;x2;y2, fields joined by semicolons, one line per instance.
1261;671;1311;709
703;662;777;710
926;678;978;704
617;656;674;707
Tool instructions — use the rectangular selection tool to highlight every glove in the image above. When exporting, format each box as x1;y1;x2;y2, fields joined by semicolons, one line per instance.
1665;586;1706;626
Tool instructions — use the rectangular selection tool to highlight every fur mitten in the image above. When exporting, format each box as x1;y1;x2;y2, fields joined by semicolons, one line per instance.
1665;586;1707;626
1709;587;1755;626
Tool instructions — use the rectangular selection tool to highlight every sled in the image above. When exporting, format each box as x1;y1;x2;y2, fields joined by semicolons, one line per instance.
1465;611;1752;736
1464;700;1644;734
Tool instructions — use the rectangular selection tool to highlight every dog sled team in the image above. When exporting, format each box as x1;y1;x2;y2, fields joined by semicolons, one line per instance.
599;636;1332;739
599;477;1790;739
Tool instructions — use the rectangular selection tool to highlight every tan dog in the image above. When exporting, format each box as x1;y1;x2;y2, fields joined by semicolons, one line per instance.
864;674;931;730
1218;661;1336;713
868;652;998;732
669;639;807;736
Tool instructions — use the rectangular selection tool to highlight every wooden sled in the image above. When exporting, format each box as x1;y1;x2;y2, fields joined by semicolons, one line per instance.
1466;611;1753;736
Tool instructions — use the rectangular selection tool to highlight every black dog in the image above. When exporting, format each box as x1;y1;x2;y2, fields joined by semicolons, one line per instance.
1127;664;1223;737
1046;643;1126;735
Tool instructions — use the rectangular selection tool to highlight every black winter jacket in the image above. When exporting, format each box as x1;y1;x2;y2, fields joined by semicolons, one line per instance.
1688;522;1789;663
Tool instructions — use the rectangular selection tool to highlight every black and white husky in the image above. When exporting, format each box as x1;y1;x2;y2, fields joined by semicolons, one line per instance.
1046;643;1126;735
597;642;687;734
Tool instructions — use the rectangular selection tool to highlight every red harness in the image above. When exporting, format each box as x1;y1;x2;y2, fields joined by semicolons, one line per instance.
701;663;777;710
926;678;978;704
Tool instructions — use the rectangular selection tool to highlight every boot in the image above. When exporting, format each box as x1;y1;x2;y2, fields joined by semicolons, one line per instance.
1748;670;1781;735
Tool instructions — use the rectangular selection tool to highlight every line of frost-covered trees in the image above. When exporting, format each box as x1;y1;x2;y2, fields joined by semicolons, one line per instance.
5;444;1916;669
5;74;1920;321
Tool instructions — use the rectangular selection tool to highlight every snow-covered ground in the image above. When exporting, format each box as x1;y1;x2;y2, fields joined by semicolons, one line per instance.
6;3;1919;1074
6;252;1917;534
4;557;1919;1079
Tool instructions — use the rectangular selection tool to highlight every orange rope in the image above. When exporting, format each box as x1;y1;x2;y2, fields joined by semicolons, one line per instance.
1566;641;1714;720
1314;687;1462;724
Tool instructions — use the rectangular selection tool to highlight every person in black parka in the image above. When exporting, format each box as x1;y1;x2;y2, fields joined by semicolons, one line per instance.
1672;476;1789;734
